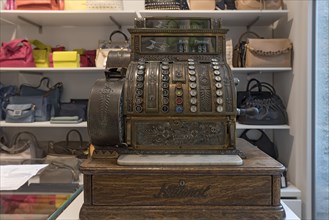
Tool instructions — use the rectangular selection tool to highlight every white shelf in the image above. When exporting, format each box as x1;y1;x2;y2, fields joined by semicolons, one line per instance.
0;10;288;27
0;10;137;27
0;121;289;129
231;67;292;73
0;67;105;73
236;122;290;130
281;182;302;199
139;10;289;27
0;121;87;128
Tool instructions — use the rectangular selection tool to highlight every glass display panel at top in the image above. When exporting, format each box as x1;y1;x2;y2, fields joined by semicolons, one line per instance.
145;18;212;29
141;36;216;54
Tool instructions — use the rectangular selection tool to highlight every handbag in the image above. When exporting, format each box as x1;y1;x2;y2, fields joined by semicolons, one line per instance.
240;129;278;159
48;129;89;159
0;39;35;68
245;38;293;67
4;0;15;9
0;83;18;120
9;95;51;122
30;40;52;68
0;131;46;160
19;77;63;117
238;78;288;125
145;0;181;10
5;104;35;123
75;49;96;67
233;31;261;67
39;154;80;183
58;100;88;121
15;0;64;10
189;0;216;10
236;0;282;10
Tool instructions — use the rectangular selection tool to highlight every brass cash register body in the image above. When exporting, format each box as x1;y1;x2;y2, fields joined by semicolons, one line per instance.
88;17;238;154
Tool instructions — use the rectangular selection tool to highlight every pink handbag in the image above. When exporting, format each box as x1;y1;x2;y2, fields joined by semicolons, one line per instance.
0;39;36;68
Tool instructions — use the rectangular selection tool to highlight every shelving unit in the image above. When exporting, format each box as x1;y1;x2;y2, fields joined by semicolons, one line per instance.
1;6;309;218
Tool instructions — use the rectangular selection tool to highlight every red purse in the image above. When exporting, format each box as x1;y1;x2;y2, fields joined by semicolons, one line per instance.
80;50;96;67
0;39;35;68
15;0;64;10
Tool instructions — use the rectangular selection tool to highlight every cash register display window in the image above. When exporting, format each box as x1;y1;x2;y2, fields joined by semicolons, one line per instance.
141;36;216;54
145;19;211;29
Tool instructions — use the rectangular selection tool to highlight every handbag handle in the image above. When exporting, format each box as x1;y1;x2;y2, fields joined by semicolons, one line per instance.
238;31;261;43
66;129;83;149
246;78;262;92
0;131;40;154
109;30;129;42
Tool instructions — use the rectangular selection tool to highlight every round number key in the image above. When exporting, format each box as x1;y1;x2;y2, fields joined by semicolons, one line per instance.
190;89;197;96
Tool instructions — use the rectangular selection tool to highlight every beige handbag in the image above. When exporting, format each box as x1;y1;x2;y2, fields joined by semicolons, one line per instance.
245;38;293;67
189;0;216;10
95;48;111;68
236;0;282;10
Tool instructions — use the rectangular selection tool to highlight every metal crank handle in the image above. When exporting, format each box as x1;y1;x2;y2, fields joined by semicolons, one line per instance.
236;107;259;116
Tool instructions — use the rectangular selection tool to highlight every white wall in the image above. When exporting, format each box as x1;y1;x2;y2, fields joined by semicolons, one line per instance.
274;1;313;218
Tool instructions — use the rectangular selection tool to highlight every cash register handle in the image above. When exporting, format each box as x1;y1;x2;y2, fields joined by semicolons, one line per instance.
237;107;259;116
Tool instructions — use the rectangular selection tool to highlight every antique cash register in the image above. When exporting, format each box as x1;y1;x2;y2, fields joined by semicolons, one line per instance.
80;17;285;219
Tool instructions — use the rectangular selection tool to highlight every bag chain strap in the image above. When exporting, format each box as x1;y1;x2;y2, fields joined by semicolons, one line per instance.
246;44;292;56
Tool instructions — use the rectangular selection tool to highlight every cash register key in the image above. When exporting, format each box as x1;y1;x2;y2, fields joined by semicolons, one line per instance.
216;97;223;104
162;65;169;70
175;89;183;97
188;66;195;70
212;62;219;65
189;70;196;75
189;75;196;82
162;75;169;82
215;82;223;89
190;89;197;97
162;105;169;113
189;82;197;89
211;58;218;62
190;105;197;113
162;82;169;89
213;70;220;75
136;97;143;105
163;97;169;105
137;70;144;75
176;97;183;105
176;83;183;89
188;58;194;62
216;89;223;96
162;61;169;65
163;89;169;97
136;89;143;97
136;82;144;89
136;75;144;82
138;65;145;70
162;70;169;75
190;97;197;105
135;105;143;113
176;105;184;113
215;76;222;82
188;61;195;65
213;66;220;70
216;105;224;113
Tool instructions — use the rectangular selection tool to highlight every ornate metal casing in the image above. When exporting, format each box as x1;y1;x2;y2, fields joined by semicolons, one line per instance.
88;17;237;155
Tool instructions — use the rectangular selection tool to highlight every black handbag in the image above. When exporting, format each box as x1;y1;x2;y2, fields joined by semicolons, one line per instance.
240;129;278;160
0;83;18;120
58;99;88;121
48;129;89;159
238;78;288;125
19;77;63;116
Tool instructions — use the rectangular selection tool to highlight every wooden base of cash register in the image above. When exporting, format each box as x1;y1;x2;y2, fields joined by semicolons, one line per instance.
79;141;286;220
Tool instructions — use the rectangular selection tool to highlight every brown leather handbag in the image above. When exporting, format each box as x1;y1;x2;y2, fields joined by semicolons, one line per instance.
236;0;282;10
15;0;64;10
245;38;293;67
